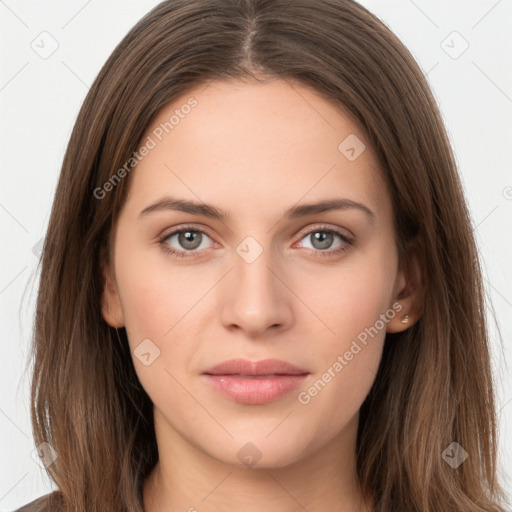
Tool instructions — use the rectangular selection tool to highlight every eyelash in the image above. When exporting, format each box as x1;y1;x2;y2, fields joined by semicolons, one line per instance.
158;224;354;259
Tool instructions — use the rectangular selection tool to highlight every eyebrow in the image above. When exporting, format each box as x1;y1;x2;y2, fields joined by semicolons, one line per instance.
138;196;375;223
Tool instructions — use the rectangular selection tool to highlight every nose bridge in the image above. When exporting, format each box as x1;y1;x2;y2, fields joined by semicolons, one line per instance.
220;234;291;334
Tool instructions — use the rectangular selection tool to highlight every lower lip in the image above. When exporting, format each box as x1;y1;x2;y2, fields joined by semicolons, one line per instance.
202;374;308;405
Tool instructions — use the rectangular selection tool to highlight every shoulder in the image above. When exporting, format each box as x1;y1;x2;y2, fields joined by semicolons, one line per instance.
12;491;62;512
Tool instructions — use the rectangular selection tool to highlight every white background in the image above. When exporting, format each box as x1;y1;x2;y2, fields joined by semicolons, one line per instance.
1;0;511;509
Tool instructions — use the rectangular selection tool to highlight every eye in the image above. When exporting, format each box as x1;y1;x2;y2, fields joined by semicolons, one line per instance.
159;225;215;258
158;224;354;259
295;225;354;258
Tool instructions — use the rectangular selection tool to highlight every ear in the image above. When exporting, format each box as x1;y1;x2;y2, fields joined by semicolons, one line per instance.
100;257;125;328
386;240;424;333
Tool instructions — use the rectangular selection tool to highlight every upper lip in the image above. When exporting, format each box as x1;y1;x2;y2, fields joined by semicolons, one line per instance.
203;358;309;376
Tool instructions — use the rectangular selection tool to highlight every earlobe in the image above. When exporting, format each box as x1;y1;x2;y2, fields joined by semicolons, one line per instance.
100;260;125;328
386;243;423;333
386;309;414;333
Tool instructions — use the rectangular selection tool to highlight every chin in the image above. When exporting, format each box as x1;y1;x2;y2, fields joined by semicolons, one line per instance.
201;431;314;470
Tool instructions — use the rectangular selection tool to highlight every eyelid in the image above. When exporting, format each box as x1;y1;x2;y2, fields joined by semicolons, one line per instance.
158;222;354;257
159;223;217;242
295;222;354;241
159;222;354;242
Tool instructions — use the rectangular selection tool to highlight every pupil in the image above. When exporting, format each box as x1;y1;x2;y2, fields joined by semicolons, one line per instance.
313;231;332;250
180;230;201;249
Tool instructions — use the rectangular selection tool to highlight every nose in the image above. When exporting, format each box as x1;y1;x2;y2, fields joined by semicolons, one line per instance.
219;244;293;337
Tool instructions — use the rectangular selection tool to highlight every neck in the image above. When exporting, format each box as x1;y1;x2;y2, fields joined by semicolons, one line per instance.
143;408;372;512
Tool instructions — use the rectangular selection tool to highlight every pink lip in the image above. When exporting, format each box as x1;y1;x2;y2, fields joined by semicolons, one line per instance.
202;358;309;405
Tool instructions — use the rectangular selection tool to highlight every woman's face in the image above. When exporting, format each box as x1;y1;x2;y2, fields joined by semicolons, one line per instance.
102;78;410;468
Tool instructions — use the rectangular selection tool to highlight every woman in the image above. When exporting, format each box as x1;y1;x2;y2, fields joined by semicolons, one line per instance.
16;0;508;510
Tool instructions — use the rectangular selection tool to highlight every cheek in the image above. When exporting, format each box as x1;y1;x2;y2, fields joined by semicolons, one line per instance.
113;234;237;391
292;245;395;426
114;239;202;344
294;341;382;455
117;263;199;417
296;246;397;346
295;294;388;443
113;240;207;398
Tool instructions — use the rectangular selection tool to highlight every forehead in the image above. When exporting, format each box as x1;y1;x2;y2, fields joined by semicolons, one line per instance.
125;78;389;225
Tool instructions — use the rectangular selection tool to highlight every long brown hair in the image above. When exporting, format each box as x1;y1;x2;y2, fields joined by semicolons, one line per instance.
22;0;508;510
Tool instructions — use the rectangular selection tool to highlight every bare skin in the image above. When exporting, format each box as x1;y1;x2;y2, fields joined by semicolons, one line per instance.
101;77;422;511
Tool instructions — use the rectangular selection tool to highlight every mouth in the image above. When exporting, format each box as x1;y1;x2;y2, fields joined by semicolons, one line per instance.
202;358;310;405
